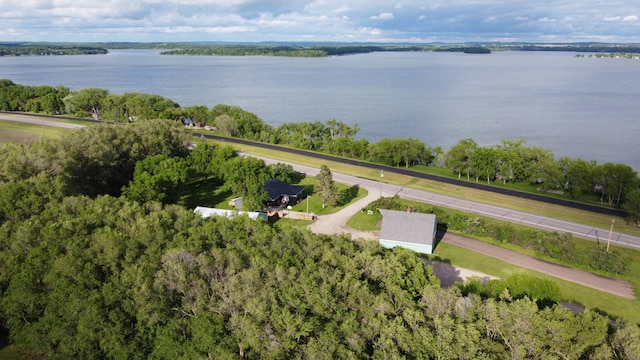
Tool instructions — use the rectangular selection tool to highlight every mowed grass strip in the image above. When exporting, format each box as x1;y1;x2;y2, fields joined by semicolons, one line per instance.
0;119;67;141
428;242;640;323
224;140;638;236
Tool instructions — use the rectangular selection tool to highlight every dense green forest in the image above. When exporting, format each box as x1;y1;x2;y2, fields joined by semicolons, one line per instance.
1;79;638;225
1;120;639;358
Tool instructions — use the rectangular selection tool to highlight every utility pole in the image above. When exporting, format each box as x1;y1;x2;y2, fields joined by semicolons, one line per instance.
379;169;384;198
607;219;615;252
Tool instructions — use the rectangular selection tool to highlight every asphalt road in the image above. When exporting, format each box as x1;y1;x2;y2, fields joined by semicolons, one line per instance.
253;155;640;251
2;112;638;249
256;155;635;299
2;114;635;297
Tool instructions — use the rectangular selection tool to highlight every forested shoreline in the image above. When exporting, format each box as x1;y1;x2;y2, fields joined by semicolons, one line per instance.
1;79;638;223
1;120;639;358
4;41;640;58
0;43;107;56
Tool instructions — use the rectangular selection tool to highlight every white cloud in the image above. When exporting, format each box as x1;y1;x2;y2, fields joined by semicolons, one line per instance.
1;0;640;42
370;12;394;20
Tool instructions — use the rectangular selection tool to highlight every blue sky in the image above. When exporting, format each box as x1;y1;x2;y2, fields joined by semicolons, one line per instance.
1;0;639;43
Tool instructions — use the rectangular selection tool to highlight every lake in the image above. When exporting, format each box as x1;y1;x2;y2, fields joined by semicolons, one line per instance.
1;49;638;170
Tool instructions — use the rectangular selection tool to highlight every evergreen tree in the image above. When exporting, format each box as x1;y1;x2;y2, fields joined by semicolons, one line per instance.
315;165;339;208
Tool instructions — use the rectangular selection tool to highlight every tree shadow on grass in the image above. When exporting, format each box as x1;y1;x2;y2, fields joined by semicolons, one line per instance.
179;177;232;208
337;185;360;206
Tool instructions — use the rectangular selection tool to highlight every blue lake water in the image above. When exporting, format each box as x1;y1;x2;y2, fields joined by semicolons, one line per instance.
1;49;638;170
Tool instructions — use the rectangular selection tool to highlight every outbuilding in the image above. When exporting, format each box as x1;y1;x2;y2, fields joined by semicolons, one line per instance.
194;206;268;221
379;209;438;254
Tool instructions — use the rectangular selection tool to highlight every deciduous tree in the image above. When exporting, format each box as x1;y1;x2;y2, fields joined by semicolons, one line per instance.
222;156;270;211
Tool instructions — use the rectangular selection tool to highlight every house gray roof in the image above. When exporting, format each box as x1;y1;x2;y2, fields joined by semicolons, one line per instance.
264;179;305;200
379;209;437;246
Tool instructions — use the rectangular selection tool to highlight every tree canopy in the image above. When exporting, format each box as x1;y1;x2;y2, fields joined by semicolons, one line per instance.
0;119;638;359
1;79;638;208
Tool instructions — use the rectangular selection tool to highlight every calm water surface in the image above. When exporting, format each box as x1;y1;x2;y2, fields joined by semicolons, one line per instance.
1;50;638;169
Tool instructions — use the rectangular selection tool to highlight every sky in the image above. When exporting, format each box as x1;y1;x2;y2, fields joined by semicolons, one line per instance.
1;0;639;43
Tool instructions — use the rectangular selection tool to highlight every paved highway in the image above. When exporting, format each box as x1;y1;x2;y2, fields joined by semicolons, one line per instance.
2;112;638;250
253;155;640;250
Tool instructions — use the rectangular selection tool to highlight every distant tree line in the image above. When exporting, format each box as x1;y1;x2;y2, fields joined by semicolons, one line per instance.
434;46;491;54
0;43;107;56
575;53;640;60
1;121;639;358
516;44;640;54
160;44;425;57
1;79;639;224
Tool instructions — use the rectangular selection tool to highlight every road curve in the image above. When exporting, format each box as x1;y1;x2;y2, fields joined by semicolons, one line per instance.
252;154;640;251
253;155;635;299
1;113;634;298
2;112;638;249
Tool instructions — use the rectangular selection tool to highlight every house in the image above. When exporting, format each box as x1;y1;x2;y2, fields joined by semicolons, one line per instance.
264;179;306;207
194;206;267;221
378;208;437;254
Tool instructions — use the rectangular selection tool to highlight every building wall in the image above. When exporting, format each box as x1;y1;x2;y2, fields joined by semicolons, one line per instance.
379;238;433;255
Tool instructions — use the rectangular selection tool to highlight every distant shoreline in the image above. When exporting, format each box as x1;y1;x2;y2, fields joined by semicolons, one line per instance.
3;41;640;57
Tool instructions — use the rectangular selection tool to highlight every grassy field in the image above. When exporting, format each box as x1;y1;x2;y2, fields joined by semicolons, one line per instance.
179;175;368;216
0;119;67;142
220;140;640;322
427;242;640;323
347;195;640;321
224;140;639;237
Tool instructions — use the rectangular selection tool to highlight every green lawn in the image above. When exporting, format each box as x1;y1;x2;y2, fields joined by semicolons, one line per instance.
0;119;67;142
179;175;368;216
224;140;640;237
346;195;640;323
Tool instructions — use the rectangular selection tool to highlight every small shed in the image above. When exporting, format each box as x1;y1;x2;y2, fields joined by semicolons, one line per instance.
379;209;437;254
228;197;243;209
194;206;267;221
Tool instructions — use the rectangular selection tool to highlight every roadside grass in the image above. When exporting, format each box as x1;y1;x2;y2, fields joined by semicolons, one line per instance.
349;196;640;279
3;117;636;332
411;164;606;206
346;210;382;230
224;140;639;237
348;195;640;323
0;119;67;141
427;242;640;323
